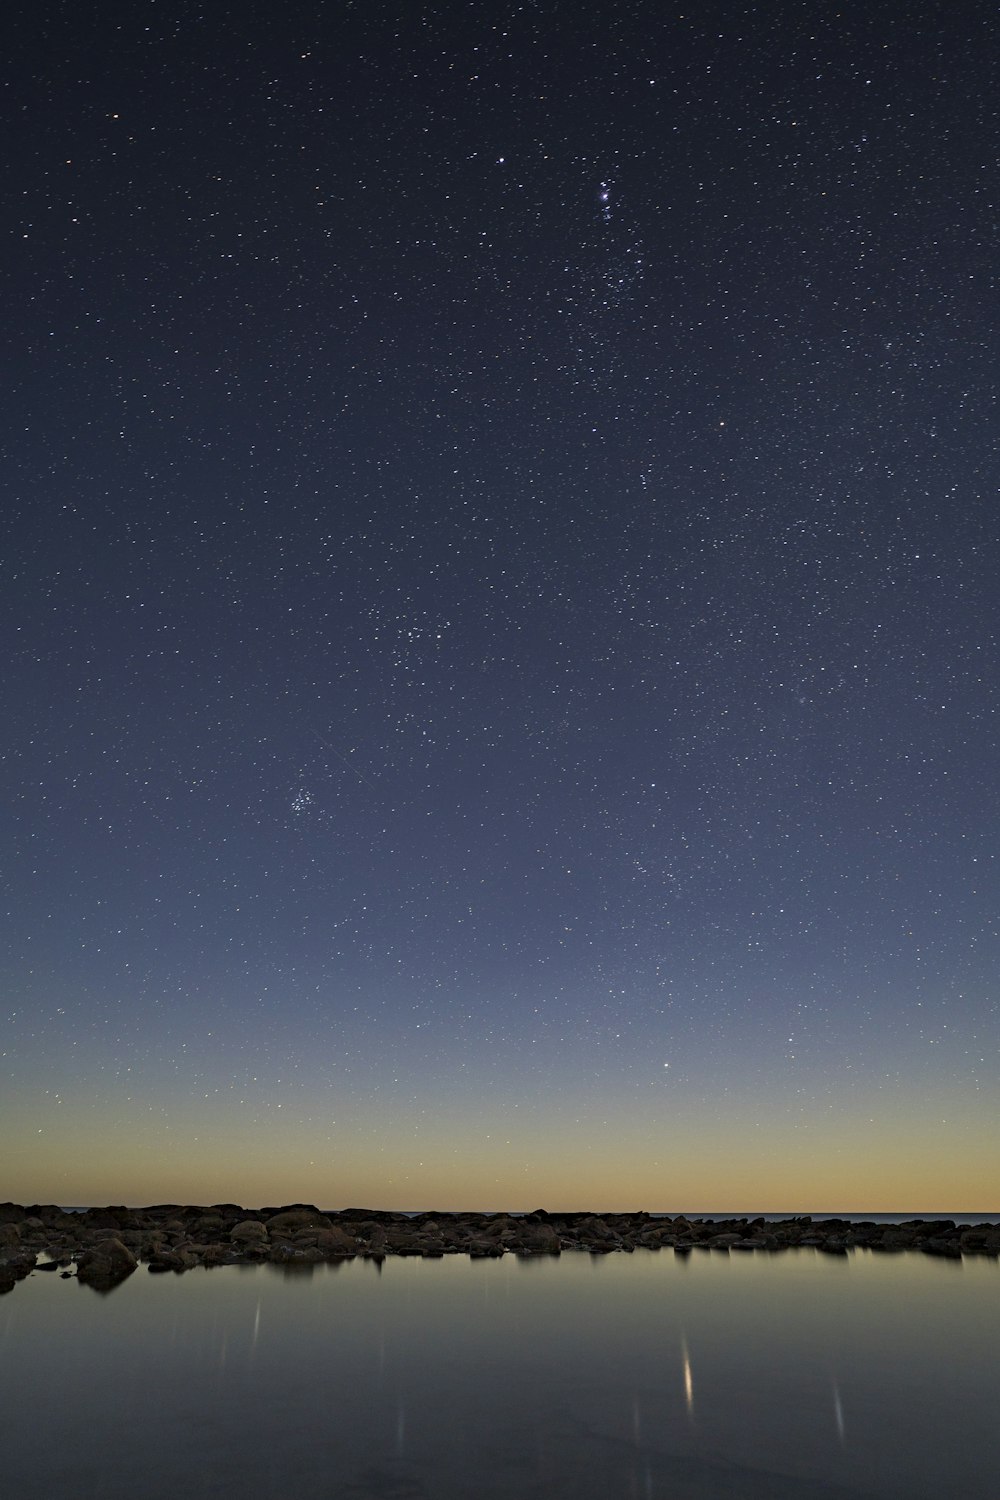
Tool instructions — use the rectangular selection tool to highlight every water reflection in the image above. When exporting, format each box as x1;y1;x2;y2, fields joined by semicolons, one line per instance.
3;1249;998;1500
681;1334;694;1421
832;1377;845;1445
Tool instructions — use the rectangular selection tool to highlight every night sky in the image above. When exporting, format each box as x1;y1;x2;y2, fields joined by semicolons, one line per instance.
3;1;997;1211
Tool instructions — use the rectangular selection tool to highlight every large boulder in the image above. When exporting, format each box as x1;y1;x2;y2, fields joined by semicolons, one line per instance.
230;1219;268;1244
309;1226;358;1257
516;1223;561;1254
80;1206;133;1231
265;1209;332;1233
0;1250;37;1294
77;1238;138;1286
577;1216;620;1248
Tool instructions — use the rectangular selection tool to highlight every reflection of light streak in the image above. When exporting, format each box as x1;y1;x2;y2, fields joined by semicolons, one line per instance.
252;1298;261;1349
682;1336;694;1420
396;1402;406;1452
833;1379;845;1444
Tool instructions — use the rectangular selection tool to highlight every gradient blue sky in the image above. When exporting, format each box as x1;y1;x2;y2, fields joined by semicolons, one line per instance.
3;0;997;1209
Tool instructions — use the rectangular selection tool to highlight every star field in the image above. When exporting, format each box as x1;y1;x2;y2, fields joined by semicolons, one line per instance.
2;1;997;1209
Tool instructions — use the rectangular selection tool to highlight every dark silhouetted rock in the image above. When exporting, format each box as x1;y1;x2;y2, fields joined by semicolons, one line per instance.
231;1219;268;1244
265;1209;333;1234
516;1223;562;1254
311;1226;359;1256
922;1238;962;1259
0;1250;36;1292
77;1238;138;1286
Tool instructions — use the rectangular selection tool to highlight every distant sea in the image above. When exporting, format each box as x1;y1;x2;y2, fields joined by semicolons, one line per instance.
654;1211;1000;1225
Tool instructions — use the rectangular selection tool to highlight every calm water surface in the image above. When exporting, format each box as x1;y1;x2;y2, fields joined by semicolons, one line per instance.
2;1248;997;1499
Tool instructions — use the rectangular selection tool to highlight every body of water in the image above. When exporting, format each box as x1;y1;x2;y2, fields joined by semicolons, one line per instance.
2;1247;997;1499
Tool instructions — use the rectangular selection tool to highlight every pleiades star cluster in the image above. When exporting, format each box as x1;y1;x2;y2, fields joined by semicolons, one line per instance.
3;1;997;1209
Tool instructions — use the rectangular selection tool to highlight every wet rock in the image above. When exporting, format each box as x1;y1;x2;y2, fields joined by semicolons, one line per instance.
146;1250;185;1272
576;1216;621;1250
516;1223;562;1254
922;1238;962;1259
199;1243;232;1267
268;1242;324;1264
0;1250;37;1292
0;1223;21;1249
172;1245;203;1268
359;1226;388;1253
960;1226;1000;1255
384;1224;431;1252
880;1227;917;1250
309;1226;359;1257
77;1238;138;1286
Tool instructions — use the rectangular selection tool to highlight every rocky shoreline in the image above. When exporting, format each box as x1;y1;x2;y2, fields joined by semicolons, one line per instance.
1;1203;997;1292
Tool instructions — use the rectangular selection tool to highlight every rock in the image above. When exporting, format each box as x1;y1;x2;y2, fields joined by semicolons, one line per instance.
265;1209;333;1234
80;1206;133;1231
0;1250;37;1291
268;1242;323;1264
76;1238;138;1286
467;1239;505;1258
960;1227;1000;1256
311;1226;359;1256
230;1219;268;1243
199;1243;231;1267
572;1215;625;1250
3;1204;994;1279
880;1227;917;1250
146;1251;184;1272
516;1223;561;1254
922;1238;962;1259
